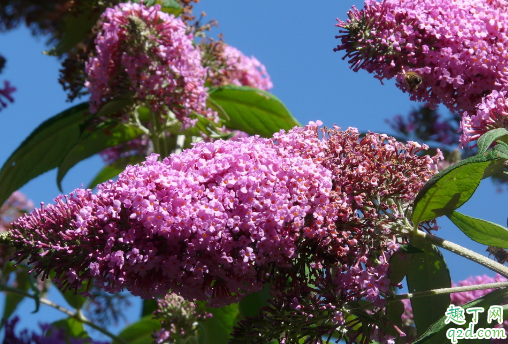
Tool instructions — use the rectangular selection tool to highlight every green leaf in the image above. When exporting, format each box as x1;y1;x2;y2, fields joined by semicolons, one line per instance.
398;244;424;254
2;270;30;320
27;273;41;313
208;86;300;138
58;288;87;311
133;0;183;15
198;303;239;344
412;150;505;224
207;97;230;122
481;158;506;179
0;103;90;205
414;288;508;344
386;251;416;340
386;300;405;337
406;239;451;337
388;251;416;286
114;315;161;344
477;128;508;154
87;155;146;189
141;299;159;318
57;122;144;190
49;271;88;310
93;98;135;120
448;211;508;248
51;317;89;342
239;284;271;318
493;141;508;160
44;10;100;56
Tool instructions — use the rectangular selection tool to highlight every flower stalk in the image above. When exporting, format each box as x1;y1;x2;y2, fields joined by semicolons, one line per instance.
0;284;129;344
413;229;508;278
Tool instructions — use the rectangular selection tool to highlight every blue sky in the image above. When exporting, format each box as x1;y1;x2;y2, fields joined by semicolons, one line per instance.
0;0;506;340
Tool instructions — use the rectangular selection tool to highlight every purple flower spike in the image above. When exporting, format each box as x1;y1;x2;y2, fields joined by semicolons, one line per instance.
335;0;508;115
10;128;333;306
85;2;213;128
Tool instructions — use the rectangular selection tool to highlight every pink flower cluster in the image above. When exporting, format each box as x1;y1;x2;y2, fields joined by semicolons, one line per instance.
99;136;151;165
314;127;440;307
9;121;441;332
460;90;508;148
451;274;507;305
97;42;274;165
0;191;33;232
85;2;213;127
323;127;439;225
0;191;33;269
10;129;333;306
208;45;273;91
152;293;212;344
335;0;508;115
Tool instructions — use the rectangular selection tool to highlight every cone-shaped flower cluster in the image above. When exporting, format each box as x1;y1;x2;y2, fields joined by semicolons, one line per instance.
335;0;508;114
0;191;32;269
97;42;274;165
8;122;440;321
10;127;333;306
152;293;212;344
207;45;273;91
85;2;212;127
460;90;508;147
315;127;440;307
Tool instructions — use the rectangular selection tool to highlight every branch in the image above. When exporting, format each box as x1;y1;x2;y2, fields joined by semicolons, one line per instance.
413;229;508;278
389;281;508;302
0;284;129;344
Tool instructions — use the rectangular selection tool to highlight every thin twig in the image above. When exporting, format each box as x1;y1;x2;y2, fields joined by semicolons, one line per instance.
413;229;508;278
0;284;129;344
389;281;508;302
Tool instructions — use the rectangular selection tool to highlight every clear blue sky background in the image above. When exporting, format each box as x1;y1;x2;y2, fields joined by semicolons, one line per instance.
0;0;506;340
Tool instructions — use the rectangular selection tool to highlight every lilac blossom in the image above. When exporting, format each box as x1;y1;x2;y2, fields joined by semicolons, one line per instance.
85;2;213;128
208;45;273;91
152;293;212;344
99;43;272;165
8;121;441;341
231;124;441;343
9;126;333;306
460;90;508;148
335;0;508;115
0;191;33;270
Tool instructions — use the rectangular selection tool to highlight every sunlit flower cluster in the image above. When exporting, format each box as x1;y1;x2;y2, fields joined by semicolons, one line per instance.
7;121;441;342
207;45;273;91
311;126;441;309
460;90;508;147
335;0;508;114
9;129;333;306
85;2;213;127
0;191;32;269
